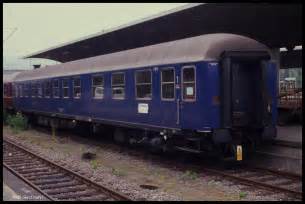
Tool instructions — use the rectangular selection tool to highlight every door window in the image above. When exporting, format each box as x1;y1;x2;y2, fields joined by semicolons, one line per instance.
182;66;196;101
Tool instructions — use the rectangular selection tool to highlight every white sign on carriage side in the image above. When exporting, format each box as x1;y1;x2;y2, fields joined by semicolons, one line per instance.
138;103;149;114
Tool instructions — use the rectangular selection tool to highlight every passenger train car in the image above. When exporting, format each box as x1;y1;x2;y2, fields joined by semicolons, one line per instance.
11;33;278;160
3;72;21;112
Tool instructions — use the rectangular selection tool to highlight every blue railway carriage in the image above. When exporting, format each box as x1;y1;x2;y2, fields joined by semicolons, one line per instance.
13;33;278;160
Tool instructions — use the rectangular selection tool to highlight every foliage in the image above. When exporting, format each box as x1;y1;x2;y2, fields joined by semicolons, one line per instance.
90;159;99;170
239;191;247;199
111;167;126;177
7;112;28;133
182;170;198;180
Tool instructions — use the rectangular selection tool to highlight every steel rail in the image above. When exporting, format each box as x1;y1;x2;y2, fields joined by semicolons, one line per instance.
3;138;132;201
202;167;302;199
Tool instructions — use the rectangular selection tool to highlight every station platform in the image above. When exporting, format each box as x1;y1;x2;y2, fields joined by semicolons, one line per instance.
248;125;302;175
3;167;49;201
276;125;302;145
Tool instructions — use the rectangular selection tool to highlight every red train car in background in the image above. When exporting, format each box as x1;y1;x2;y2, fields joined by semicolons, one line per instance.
4;82;14;110
3;71;22;112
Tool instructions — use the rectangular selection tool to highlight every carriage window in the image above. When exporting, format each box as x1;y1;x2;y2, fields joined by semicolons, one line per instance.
161;68;175;100
44;81;51;98
62;79;69;98
4;84;9;97
92;75;104;99
135;70;152;99
14;84;18;97
27;84;30;97
34;83;38;97
112;73;125;99
24;84;27;97
182;66;196;101
73;77;81;98
53;79;60;98
19;84;23;97
37;83;42;98
25;83;30;97
31;83;36;98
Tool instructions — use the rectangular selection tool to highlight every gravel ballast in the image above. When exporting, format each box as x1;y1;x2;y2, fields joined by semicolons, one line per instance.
3;126;299;201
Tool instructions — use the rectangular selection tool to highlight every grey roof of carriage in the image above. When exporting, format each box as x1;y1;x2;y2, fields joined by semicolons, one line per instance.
3;71;23;83
14;33;269;82
23;3;302;63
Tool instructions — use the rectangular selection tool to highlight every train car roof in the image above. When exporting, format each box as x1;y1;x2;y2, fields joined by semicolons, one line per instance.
15;33;268;82
3;72;22;83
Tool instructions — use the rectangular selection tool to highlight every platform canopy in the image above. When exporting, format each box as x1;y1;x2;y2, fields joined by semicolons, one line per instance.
24;3;302;63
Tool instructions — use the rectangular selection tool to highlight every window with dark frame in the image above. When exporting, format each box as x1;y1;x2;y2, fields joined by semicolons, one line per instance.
182;66;196;101
14;84;18;98
135;70;152;99
73;77;81;98
44;81;51;98
31;82;36;98
19;84;23;97
53;79;60;98
112;73;125;99
161;68;175;100
4;84;9;97
62;79;69;98
37;82;42;98
24;83;29;97
92;75;104;99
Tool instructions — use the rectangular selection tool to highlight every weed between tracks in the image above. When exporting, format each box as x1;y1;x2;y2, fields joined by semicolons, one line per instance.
111;167;127;177
90;159;100;170
182;170;198;180
6;112;28;133
239;191;248;199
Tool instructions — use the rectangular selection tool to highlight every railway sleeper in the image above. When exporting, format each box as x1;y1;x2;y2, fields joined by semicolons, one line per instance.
38;181;81;190
44;184;88;195
254;175;277;182
14;164;47;171
275;180;296;186
239;172;266;179
6;161;42;168
3;148;25;153
17;167;50;174
22;170;60;178
33;177;72;186
4;148;27;153
4;153;28;157
26;173;67;181
52;189;98;200
79;194;110;201
230;171;257;177
286;183;302;190
4;158;34;163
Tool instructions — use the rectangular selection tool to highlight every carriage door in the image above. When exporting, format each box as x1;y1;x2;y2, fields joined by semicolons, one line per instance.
221;51;271;128
179;65;196;129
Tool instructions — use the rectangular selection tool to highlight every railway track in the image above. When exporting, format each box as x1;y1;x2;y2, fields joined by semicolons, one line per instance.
202;165;302;200
3;139;132;201
4;131;302;201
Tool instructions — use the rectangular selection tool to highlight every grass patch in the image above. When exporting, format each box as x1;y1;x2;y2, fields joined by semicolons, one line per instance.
111;167;127;177
239;191;247;199
90;159;100;170
182;170;198;180
6;112;28;133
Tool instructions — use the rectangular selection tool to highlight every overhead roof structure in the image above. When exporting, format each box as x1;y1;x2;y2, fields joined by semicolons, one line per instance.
24;3;302;63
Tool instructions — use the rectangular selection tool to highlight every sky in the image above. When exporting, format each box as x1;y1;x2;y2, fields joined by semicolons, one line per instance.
3;3;188;70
